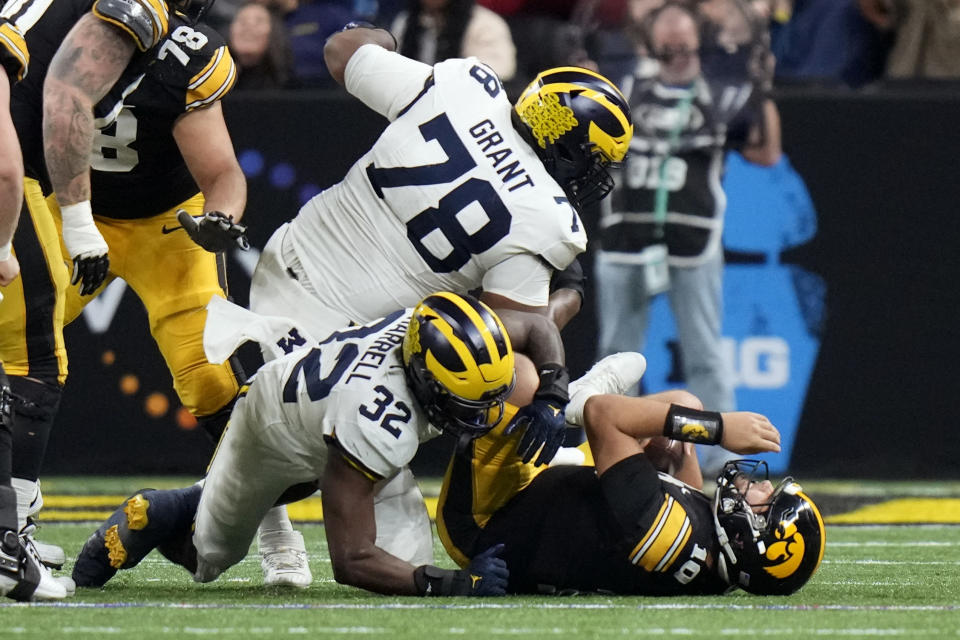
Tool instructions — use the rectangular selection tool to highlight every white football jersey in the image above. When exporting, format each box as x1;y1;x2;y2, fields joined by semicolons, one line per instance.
288;45;586;321
247;309;440;481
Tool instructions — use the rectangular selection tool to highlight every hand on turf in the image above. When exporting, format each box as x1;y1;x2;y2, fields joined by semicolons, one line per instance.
505;399;567;466
720;412;781;454
465;543;508;596
177;210;250;253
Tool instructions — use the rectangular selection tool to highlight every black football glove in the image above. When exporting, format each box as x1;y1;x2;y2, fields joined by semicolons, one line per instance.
176;210;250;253
413;544;509;596
71;253;109;296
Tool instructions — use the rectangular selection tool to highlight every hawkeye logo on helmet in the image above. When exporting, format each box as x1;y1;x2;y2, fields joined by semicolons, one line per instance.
762;518;805;579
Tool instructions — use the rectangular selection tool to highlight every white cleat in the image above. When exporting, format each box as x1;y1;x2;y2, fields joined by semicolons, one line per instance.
259;529;312;588
22;521;66;569
0;531;69;602
566;352;648;427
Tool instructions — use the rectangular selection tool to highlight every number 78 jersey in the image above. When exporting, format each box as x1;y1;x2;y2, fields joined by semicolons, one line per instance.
89;14;236;219
288;46;587;317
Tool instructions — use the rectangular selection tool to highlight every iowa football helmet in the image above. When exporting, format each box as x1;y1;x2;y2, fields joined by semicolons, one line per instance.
713;460;826;595
402;292;515;443
513;67;633;209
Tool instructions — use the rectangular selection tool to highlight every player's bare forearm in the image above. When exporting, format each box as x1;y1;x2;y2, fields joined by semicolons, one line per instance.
321;452;420;595
483;299;565;368
175;103;247;221
0;74;22;247
323;27;398;86
43;14;135;205
672;442;703;489
547;288;581;330
197;167;246;221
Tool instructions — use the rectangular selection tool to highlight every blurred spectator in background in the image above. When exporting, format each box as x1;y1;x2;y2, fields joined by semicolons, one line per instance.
594;1;781;475
860;0;960;80
229;2;295;90
285;0;354;88
392;0;516;81
764;0;890;87
209;0;300;38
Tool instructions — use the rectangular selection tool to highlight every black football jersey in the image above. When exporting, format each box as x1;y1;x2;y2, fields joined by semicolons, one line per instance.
89;14;236;218
600;72;762;260
478;457;729;595
2;0;213;213
0;18;27;84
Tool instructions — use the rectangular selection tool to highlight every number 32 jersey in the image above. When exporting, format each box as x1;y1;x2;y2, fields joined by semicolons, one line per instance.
245;310;440;482
288;45;587;314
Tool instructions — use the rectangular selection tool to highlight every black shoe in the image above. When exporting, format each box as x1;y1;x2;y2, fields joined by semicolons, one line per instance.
72;485;202;587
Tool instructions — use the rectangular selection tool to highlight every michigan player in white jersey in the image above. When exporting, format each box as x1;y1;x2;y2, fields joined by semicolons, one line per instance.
245;24;634;586
252;26;632;339
73;293;563;596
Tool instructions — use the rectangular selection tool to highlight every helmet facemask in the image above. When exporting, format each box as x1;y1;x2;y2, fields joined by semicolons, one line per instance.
405;349;513;445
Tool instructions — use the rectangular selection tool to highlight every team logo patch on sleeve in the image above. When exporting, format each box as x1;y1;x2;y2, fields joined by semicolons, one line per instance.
629;494;692;572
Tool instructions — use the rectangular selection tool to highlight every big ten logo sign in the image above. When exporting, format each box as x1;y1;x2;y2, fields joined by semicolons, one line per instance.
721;336;790;389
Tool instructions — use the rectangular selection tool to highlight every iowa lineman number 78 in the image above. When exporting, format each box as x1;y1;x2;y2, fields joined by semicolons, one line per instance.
91;26;208;172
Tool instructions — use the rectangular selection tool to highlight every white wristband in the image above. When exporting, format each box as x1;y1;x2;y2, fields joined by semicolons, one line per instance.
0;241;11;262
60;200;108;260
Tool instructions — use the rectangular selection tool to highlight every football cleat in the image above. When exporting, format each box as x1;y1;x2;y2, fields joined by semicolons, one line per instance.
72;485;202;588
565;352;647;427
21;520;66;569
259;529;312;588
0;529;69;601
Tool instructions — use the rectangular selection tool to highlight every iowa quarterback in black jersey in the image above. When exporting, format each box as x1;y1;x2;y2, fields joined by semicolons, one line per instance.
0;0;245;569
438;355;824;596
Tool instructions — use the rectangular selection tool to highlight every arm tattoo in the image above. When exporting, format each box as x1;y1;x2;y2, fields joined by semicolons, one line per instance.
43;14;136;204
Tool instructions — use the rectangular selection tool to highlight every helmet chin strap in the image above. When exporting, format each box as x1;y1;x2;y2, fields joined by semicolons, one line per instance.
712;488;739;567
455;431;474;453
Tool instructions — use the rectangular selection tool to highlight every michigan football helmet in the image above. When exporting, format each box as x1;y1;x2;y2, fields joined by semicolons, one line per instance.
402;292;516;443
513;67;633;209
713;460;825;595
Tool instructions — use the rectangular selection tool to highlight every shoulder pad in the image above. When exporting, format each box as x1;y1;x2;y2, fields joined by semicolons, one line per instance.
186;45;236;110
92;0;171;51
0;19;28;82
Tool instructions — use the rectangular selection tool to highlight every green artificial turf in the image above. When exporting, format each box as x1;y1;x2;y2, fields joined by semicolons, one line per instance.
5;480;960;638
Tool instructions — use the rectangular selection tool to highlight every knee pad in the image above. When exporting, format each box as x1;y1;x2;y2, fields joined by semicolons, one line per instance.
9;377;61;482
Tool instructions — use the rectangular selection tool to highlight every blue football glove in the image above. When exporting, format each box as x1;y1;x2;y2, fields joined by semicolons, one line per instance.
505;399;567;466
465;544;509;596
413;544;508;596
